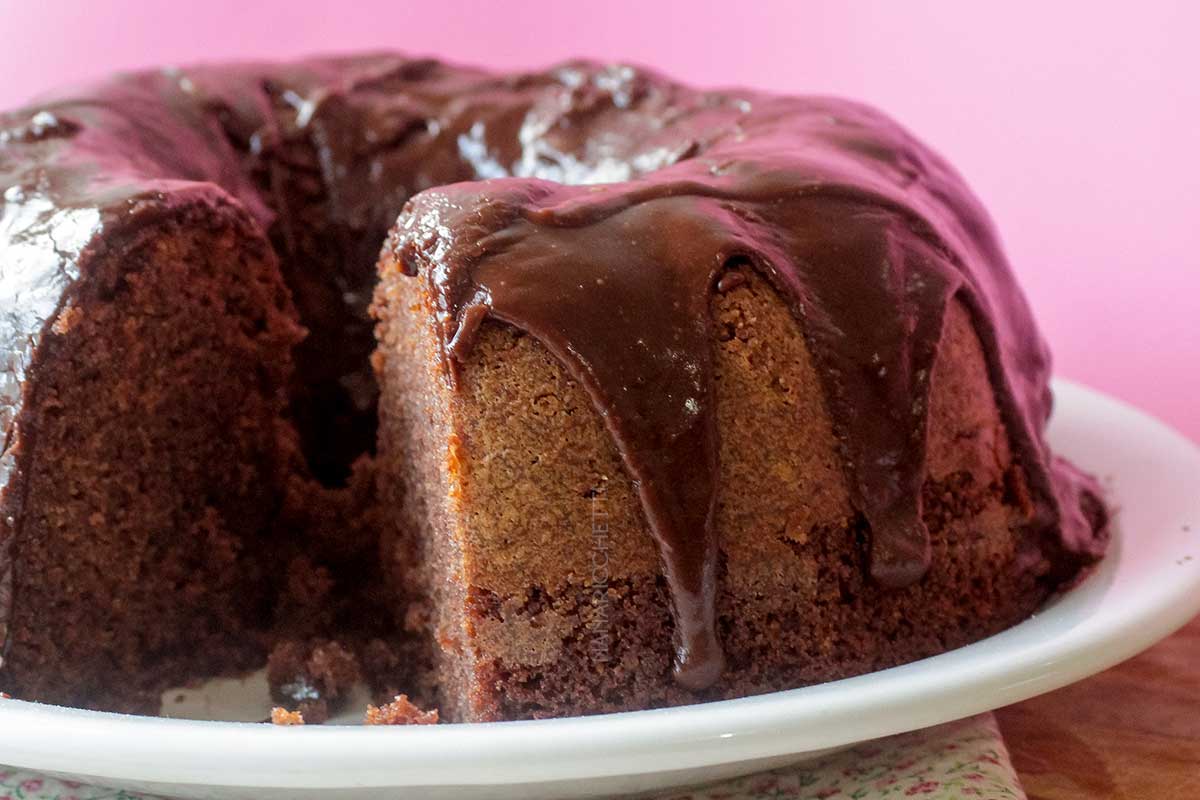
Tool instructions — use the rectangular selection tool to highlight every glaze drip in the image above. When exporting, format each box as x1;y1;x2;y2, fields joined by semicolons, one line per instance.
399;190;733;688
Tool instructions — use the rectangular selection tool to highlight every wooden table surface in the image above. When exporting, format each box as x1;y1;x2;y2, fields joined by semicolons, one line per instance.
996;613;1200;799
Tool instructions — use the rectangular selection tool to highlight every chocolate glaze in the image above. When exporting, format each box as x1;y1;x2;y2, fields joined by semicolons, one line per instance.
0;54;1107;685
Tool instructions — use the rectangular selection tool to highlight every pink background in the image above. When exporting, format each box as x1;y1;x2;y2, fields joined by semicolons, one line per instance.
3;1;1197;440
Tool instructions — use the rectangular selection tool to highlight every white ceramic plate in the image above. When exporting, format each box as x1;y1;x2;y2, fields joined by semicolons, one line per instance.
1;379;1198;800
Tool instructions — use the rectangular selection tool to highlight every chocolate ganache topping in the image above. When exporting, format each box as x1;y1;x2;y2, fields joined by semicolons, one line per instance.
0;54;1106;685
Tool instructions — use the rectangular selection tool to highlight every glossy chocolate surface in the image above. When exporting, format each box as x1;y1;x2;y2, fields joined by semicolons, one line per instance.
0;55;1107;685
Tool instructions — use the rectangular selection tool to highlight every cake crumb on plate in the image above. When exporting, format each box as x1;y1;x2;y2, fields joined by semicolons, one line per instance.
364;695;438;725
270;707;305;726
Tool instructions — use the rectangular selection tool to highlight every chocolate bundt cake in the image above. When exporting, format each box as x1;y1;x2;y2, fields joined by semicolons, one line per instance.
0;54;1108;721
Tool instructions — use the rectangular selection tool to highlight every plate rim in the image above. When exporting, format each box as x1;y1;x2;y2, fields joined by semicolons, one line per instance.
2;378;1198;791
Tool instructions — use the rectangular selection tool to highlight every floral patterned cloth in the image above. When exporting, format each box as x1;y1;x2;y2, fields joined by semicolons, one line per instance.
661;713;1025;800
0;713;1023;800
